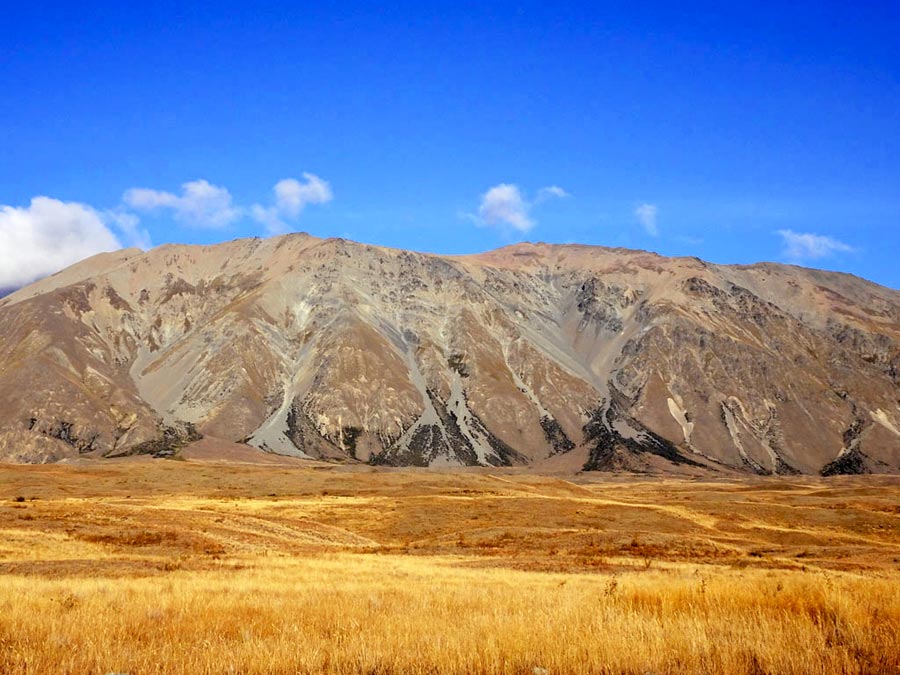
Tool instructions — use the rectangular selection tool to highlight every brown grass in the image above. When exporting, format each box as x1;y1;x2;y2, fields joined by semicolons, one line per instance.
1;461;899;674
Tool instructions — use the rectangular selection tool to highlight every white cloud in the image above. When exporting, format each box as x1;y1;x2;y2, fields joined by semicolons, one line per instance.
0;174;331;290
778;229;854;261
275;174;332;215
478;184;534;232
123;179;241;228
0;197;122;289
250;173;334;234
635;203;659;236
122;188;178;210
473;183;568;233
535;185;571;203
248;204;284;233
104;208;152;250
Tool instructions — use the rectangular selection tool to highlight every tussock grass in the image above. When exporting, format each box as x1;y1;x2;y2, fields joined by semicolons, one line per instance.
3;556;899;674
1;463;899;674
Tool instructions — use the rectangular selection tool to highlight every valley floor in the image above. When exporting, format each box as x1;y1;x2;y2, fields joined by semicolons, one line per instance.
1;460;899;674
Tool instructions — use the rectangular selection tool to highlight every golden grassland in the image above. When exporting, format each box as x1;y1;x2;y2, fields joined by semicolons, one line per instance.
1;460;899;674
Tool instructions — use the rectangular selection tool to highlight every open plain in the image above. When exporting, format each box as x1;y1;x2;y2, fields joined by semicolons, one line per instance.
1;457;899;675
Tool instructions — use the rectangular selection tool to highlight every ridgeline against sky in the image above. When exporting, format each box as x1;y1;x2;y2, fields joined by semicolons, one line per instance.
1;2;898;289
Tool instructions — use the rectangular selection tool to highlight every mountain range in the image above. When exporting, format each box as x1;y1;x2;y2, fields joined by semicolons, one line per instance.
1;233;898;474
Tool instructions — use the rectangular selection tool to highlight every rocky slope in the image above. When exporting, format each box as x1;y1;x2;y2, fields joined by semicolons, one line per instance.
1;233;898;474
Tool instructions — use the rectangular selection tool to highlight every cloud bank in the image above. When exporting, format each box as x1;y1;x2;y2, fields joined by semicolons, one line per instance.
0;197;122;289
473;183;569;233
778;229;854;261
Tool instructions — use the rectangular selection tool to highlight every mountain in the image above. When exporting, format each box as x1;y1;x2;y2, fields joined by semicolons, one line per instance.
1;233;899;474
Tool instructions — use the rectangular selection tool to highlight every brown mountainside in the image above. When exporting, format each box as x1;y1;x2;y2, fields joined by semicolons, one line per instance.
1;233;898;474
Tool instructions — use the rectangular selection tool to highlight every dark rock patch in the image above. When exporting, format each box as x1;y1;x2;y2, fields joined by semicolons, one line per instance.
27;417;101;454
110;423;201;459
583;388;701;471
821;448;870;476
540;415;575;455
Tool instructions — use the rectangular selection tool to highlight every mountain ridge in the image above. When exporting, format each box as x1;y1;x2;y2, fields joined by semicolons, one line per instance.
1;233;898;474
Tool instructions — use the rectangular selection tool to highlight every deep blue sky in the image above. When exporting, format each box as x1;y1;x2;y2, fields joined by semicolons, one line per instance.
2;1;899;288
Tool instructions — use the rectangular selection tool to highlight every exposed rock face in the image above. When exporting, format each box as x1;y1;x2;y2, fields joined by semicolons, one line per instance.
1;234;898;474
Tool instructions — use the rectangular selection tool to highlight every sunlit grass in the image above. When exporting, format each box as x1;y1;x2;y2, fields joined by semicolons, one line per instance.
1;463;899;674
3;555;899;674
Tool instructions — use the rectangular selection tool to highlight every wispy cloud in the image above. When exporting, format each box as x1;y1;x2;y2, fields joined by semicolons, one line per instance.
123;179;241;228
250;174;333;234
777;229;854;261
635;203;659;236
0;197;122;289
675;234;704;246
122;174;332;234
470;183;569;233
535;185;570;203
104;208;152;250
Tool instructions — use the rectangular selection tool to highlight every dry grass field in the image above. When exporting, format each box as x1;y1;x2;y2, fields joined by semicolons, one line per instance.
1;457;899;674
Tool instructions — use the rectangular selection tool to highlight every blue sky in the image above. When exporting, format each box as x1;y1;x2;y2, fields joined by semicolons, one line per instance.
2;1;899;289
